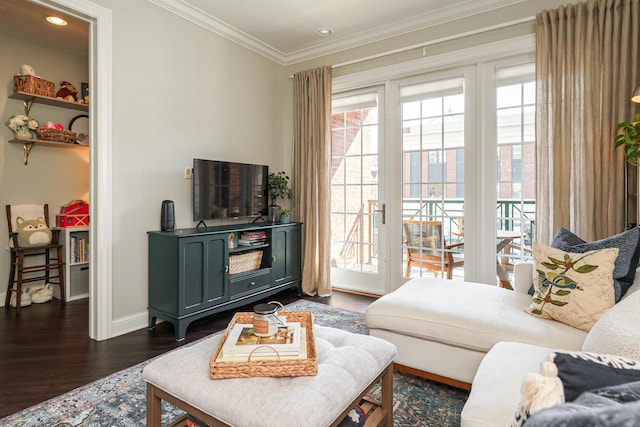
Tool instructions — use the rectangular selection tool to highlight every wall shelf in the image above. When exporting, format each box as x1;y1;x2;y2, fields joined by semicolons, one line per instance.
8;139;87;165
9;91;88;112
7;91;89;165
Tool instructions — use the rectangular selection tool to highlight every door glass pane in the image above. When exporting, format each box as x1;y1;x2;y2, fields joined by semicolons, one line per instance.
331;92;380;274
400;77;465;279
496;64;536;287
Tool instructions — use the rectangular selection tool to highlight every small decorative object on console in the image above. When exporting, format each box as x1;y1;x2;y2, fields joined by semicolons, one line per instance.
56;200;89;228
267;171;294;224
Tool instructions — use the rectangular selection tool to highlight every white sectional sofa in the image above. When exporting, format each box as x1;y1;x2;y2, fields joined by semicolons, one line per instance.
364;263;589;386
365;263;640;426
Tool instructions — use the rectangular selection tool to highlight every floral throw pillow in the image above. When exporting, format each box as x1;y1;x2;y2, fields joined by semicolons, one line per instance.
526;243;618;331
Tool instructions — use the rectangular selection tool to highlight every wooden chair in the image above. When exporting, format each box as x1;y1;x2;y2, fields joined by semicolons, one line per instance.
403;220;464;279
5;204;65;313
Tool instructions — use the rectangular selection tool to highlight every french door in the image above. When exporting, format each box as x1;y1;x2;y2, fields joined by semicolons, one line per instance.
331;48;536;293
330;86;387;295
397;75;467;281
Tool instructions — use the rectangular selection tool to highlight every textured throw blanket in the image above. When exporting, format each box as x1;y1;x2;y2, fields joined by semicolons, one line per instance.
524;381;640;426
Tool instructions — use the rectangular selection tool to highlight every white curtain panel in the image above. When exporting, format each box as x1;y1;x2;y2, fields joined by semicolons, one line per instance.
536;0;640;243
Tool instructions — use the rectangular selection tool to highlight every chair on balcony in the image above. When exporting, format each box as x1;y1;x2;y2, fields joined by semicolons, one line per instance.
403;220;464;279
5;204;65;313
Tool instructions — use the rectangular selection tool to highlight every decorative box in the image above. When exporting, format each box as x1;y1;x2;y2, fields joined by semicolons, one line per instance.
56;214;89;228
56;200;90;228
60;200;89;215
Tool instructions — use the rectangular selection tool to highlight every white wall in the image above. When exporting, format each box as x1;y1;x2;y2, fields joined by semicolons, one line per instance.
87;0;285;325
0;33;90;295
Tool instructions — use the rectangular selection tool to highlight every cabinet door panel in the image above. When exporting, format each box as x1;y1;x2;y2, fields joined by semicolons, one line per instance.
205;237;227;304
271;229;286;283
287;226;301;280
182;240;204;310
180;235;228;314
272;225;301;285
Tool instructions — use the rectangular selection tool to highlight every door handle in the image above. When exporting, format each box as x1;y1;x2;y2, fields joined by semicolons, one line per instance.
374;204;386;225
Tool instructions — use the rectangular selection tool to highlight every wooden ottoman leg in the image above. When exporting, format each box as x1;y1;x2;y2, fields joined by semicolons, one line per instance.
381;363;394;426
146;383;162;427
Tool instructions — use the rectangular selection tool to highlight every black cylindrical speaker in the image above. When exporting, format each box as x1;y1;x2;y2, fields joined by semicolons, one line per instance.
161;200;175;231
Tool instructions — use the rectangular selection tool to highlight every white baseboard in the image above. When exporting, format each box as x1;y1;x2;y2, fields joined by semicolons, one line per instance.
111;310;150;338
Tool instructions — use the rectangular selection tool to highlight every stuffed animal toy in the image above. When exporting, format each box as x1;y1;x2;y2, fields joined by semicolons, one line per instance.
15;216;52;247
20;64;36;76
56;81;78;102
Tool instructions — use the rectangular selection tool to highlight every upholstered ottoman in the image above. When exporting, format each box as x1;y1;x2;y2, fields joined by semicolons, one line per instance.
143;324;397;427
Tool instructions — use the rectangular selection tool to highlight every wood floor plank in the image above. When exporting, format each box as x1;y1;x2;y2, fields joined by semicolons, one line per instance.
0;288;373;418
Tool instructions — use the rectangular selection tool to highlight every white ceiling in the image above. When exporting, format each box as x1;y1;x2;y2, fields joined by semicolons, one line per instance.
0;0;525;64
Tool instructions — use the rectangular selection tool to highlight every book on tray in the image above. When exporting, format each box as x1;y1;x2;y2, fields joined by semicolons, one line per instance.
237;238;266;246
220;320;302;357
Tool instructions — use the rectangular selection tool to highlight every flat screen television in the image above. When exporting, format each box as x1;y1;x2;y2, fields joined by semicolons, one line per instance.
192;158;268;222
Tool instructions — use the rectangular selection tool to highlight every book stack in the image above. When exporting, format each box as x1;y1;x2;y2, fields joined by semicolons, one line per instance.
218;319;305;361
238;231;267;246
71;236;89;263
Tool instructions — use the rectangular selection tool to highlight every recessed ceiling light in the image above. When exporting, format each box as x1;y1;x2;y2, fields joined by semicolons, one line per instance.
46;16;68;26
317;28;333;37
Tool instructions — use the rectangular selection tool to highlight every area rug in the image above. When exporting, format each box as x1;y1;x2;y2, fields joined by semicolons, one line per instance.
0;300;469;426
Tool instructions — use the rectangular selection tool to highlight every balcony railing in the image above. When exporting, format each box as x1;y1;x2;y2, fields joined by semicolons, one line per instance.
333;198;536;275
402;198;535;246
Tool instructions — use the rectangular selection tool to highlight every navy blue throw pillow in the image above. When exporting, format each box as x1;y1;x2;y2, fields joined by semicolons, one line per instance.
552;351;640;402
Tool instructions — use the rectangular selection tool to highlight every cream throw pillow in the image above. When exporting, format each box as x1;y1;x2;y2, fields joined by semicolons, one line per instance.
526;243;618;332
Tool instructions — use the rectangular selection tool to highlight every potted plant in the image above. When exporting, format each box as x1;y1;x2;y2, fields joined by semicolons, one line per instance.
267;171;294;223
279;208;292;224
614;113;640;165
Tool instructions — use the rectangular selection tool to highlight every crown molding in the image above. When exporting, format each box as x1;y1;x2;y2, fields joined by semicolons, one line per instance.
284;0;529;65
147;0;288;64
148;0;528;66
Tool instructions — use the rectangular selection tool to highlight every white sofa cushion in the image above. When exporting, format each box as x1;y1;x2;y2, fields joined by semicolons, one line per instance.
365;278;587;353
461;342;554;427
582;289;640;361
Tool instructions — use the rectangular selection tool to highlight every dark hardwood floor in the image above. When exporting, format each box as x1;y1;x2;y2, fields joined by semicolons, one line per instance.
0;288;374;418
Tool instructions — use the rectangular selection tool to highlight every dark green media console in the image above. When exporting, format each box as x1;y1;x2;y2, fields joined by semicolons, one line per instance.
147;222;302;340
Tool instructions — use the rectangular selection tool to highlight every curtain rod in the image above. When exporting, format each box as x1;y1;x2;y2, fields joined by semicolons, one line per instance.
288;16;534;79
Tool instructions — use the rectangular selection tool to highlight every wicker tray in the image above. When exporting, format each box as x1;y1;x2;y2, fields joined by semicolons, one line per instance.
229;250;262;274
36;128;77;143
210;310;317;379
